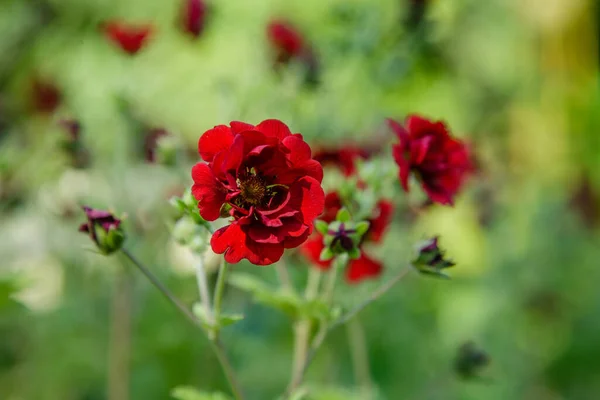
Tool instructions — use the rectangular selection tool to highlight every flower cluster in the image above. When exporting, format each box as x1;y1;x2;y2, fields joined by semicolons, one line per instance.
191;119;325;265
300;192;393;283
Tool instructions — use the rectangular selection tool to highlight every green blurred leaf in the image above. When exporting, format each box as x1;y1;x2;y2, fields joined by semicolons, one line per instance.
171;386;231;400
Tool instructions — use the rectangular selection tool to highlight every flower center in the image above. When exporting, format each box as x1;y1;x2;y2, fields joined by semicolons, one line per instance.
239;174;267;205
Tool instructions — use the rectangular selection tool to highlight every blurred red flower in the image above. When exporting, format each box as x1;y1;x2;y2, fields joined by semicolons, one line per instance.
181;0;207;38
300;191;393;283
313;147;371;177
267;20;306;63
266;20;319;84
389;115;473;206
192;119;325;265
144;128;169;163
103;21;153;55
31;79;61;113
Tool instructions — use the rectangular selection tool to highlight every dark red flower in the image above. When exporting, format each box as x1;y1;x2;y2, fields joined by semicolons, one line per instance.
103;21;153;55
313;147;371;177
267;20;306;63
191;119;325;265
79;207;125;254
31;79;61;113
180;0;207;38
267;20;319;85
390;115;473;206
299;192;393;283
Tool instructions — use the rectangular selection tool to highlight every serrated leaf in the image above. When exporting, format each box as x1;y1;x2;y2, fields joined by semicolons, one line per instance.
171;386;231;400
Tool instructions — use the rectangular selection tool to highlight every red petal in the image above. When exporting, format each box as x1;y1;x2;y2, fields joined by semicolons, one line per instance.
198;125;234;162
282;135;311;165
288;176;325;225
255;119;292;140
387;118;408;141
299;236;331;269
191;163;227;221
392;144;411;192
367;200;394;243
211;224;284;265
346;253;383;283
230;121;255;134
277;159;324;185
405;115;435;139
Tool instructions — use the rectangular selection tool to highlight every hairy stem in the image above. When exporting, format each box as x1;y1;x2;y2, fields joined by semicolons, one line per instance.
108;268;132;400
120;249;244;400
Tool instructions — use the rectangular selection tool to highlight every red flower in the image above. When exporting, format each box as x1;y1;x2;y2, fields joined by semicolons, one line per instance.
267;21;306;63
191;119;325;265
299;192;393;283
313;147;370;177
103;21;153;55
31;79;61;113
390;115;473;206
181;0;207;38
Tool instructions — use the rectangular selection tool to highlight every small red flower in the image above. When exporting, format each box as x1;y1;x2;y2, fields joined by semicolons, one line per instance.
389;115;473;206
313;147;370;177
79;207;125;254
299;192;393;283
103;21;153;55
180;0;207;38
267;20;306;63
191;119;325;265
31;79;61;113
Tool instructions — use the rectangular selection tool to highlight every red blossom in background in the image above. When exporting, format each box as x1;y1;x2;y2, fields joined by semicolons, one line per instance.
103;21;153;55
31;79;61;113
313;147;371;177
267;21;306;63
300;191;394;283
389;115;473;206
180;0;207;38
191;119;325;265
267;20;319;85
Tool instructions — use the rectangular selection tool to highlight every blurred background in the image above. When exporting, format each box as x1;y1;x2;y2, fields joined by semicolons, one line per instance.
1;0;599;399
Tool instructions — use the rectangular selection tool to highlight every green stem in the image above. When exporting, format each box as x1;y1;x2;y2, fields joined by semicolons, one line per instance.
292;265;412;394
211;257;229;339
107;268;132;400
346;318;372;399
120;249;244;400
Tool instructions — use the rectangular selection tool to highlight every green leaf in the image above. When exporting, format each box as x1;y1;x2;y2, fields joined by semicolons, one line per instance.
354;221;370;236
171;386;231;400
348;247;361;260
315;220;329;235
218;313;244;327
335;207;351;223
319;247;334;262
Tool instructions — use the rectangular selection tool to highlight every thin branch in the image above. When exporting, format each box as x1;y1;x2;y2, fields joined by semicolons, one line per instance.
120;249;245;400
294;266;412;391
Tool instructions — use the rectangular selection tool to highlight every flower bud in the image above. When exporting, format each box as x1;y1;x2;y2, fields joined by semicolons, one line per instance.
454;341;490;380
412;236;455;278
78;207;125;255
